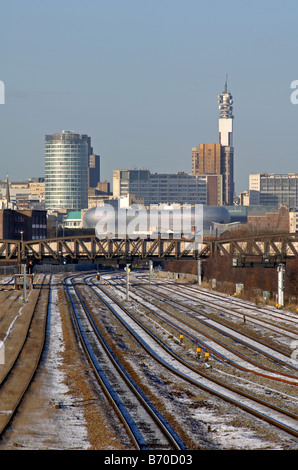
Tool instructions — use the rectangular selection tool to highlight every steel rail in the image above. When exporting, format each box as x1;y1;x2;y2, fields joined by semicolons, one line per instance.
182;284;298;326
163;282;298;338
147;283;298;371
63;275;186;451
0;275;51;436
108;279;298;385
84;275;298;438
135;281;298;379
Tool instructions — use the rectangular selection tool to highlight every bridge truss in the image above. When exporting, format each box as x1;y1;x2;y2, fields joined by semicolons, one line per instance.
0;233;297;265
209;232;298;263
0;235;204;264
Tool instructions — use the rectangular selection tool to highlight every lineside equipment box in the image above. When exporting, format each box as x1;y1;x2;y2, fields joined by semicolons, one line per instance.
14;274;34;290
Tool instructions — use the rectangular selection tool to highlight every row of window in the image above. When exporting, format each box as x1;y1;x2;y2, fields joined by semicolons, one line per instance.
46;179;88;184
45;162;87;167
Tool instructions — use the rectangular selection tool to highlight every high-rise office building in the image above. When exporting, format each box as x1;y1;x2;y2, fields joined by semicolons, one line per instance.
192;144;221;175
249;173;298;207
45;130;92;210
88;154;101;188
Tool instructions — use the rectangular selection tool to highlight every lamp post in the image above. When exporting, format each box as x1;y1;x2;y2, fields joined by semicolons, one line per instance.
19;231;27;302
20;230;24;261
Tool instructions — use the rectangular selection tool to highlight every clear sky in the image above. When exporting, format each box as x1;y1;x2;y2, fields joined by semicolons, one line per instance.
1;0;298;193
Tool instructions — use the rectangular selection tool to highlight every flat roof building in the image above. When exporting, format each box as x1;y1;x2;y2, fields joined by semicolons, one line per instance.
112;169;220;206
249;173;298;207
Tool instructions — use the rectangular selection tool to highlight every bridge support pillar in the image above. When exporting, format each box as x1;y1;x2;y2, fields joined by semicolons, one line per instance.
277;263;285;308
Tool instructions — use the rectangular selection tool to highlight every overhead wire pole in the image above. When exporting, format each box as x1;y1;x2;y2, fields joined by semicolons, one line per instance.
22;263;27;303
277;263;285;308
126;263;130;301
149;260;153;285
197;258;202;286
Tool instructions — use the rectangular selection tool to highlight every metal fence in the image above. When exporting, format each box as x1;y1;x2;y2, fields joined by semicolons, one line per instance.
32;264;98;274
0;265;19;276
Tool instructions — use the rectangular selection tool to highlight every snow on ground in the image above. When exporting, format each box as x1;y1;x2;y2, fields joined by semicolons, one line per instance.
192;406;283;450
1;272;296;450
36;285;90;449
0;281;90;450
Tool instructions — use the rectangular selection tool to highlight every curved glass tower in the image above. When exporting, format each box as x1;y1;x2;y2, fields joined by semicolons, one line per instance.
45;131;90;210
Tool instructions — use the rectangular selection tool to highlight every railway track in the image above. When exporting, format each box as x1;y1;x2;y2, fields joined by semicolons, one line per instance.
131;279;298;371
183;284;298;326
106;278;298;386
0;274;51;436
2;269;296;447
78;272;298;439
63;275;186;451
160;281;298;341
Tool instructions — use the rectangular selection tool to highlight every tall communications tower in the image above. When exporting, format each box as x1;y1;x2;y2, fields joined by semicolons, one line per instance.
218;77;234;204
218;76;233;146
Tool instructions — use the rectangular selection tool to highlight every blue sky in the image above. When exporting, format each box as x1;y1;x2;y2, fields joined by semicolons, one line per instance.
0;0;298;193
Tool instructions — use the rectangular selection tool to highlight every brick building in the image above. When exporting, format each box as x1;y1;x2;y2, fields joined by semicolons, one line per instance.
0;209;47;240
247;205;289;232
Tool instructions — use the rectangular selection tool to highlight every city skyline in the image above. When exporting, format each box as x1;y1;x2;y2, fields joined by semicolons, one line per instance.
1;1;298;194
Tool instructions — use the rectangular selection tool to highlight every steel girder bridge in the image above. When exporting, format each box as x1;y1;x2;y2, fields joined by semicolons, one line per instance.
207;232;298;265
0;232;297;265
0;235;205;265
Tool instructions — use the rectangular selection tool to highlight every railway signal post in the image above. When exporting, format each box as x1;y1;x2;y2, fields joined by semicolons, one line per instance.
232;257;287;309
